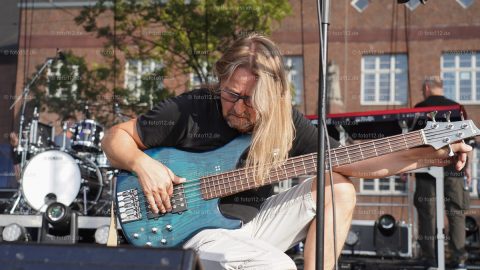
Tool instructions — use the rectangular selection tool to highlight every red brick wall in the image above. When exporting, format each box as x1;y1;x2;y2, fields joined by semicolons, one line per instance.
9;1;480;228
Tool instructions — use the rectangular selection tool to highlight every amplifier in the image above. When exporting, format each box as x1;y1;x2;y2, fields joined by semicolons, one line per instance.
0;242;203;270
342;220;413;258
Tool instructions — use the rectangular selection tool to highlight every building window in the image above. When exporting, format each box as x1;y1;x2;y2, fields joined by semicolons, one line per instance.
406;0;421;10
361;54;408;105
351;0;369;12
46;62;79;99
284;56;304;106
125;59;163;99
457;0;475;8
189;62;217;88
441;52;480;104
360;175;407;195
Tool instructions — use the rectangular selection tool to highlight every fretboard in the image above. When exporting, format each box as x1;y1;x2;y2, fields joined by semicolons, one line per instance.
201;130;424;200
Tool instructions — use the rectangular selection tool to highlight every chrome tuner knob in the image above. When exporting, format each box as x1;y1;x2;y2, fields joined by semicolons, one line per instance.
444;111;451;122
133;233;139;239
145;242;152;247
166;224;173;231
447;145;454;157
429;111;438;122
160;239;167;245
151;227;158;233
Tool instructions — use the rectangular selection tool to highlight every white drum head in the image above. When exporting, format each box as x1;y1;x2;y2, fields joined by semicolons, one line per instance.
22;150;81;212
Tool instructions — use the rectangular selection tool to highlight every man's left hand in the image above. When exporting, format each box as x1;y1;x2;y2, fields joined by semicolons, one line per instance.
428;142;472;171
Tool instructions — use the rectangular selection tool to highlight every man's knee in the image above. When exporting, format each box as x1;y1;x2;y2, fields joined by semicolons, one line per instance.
311;173;356;205
334;180;356;211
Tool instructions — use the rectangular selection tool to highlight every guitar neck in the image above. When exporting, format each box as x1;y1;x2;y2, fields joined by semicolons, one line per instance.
201;130;425;200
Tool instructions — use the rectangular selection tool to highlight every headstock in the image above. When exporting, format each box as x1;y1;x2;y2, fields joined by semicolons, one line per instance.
423;119;479;150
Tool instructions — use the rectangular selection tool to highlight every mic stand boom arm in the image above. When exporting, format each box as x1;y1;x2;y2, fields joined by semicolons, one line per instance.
10;58;53;171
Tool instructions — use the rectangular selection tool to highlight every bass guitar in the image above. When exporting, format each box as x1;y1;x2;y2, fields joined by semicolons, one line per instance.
115;119;479;247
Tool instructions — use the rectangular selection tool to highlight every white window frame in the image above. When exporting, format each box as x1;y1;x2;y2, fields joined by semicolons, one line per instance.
441;52;480;104
360;54;408;105
284;55;304;106
124;59;163;99
350;0;369;13
46;62;79;98
406;0;421;10
359;175;408;195
456;0;475;9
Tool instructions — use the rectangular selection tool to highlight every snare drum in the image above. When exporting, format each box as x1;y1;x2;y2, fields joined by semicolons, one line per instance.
72;120;104;153
21;150;103;213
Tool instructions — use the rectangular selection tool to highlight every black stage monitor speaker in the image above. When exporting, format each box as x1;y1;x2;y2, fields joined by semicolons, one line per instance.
0;243;203;270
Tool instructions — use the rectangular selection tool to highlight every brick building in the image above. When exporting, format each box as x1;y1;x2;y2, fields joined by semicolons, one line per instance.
1;0;480;252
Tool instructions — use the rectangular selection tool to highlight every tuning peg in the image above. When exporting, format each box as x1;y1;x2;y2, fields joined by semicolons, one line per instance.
447;144;455;157
444;111;451;122
428;111;438;122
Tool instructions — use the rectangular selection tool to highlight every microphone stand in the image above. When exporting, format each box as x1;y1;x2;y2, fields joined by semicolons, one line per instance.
10;57;53;172
8;57;53;214
316;0;330;269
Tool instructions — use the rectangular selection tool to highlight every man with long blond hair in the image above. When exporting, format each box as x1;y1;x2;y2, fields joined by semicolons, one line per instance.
102;34;472;270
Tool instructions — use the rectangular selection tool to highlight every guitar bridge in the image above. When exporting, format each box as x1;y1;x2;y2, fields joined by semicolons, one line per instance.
117;188;142;223
146;184;188;219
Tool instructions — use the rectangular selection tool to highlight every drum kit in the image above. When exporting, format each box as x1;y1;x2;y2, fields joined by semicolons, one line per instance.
8;107;116;217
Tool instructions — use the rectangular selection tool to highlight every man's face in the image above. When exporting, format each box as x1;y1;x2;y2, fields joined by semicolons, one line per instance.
220;67;257;133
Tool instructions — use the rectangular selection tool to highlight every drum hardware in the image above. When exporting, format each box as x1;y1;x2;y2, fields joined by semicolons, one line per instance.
28;109;54;150
60;121;69;151
8;83;119;217
9;108;55;214
10;54;55;174
81;185;89;216
71;119;104;153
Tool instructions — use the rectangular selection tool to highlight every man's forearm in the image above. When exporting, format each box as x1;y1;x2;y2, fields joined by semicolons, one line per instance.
102;127;149;172
332;147;434;178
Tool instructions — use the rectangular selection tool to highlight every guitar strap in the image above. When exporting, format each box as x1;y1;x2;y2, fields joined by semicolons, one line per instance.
107;202;118;246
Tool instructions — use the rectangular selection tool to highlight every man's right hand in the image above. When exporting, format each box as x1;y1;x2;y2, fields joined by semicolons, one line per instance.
133;155;186;214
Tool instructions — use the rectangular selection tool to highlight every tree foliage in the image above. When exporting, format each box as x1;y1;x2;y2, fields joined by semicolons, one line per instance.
75;0;292;85
30;0;292;125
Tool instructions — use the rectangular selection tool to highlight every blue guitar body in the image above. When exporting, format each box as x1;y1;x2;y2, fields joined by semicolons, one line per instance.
115;135;251;248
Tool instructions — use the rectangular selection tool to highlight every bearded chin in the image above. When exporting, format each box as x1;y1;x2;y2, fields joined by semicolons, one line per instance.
227;117;253;133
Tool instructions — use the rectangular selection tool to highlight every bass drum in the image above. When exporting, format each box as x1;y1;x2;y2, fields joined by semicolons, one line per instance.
21;150;103;213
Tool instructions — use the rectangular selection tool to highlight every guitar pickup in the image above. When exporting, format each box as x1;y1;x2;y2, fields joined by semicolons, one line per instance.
145;185;188;219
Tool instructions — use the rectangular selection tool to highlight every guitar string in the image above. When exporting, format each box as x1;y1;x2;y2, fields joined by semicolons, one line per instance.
142;131;422;191
128;130;466;205
130;134;425;202
129;127;460;190
133;132;448;203
128;129;434;191
175;128;462;193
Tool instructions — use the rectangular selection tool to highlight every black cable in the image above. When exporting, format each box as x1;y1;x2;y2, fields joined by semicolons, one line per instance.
315;0;326;268
322;117;338;270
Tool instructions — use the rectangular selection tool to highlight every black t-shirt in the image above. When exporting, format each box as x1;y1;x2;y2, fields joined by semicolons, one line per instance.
414;95;463;176
414;95;459;108
136;88;340;208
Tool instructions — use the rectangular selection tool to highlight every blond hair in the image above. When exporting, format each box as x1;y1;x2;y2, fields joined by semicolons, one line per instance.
214;34;295;185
